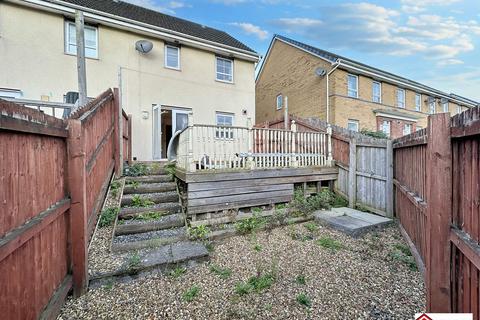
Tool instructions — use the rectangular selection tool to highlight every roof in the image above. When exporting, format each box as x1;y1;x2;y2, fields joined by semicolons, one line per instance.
272;35;479;106
50;0;256;54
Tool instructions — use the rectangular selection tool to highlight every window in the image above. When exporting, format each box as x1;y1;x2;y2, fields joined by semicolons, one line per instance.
216;57;233;82
396;88;405;108
347;74;358;98
416;126;422;132
216;112;234;139
415;93;422;112
372;81;381;103
0;88;22;99
429;98;436;114
403;123;412;136
65;21;98;59
442;100;449;113
165;45;180;69
457;105;463;114
347;120;359;132
380;120;391;138
276;94;283;110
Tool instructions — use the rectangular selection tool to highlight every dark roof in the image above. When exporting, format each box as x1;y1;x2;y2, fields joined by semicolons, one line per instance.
53;0;256;54
275;35;479;105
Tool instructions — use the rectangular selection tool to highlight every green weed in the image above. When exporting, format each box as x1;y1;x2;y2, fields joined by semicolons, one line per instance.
135;211;163;221
131;195;155;207
99;207;118;228
235;272;275;295
304;222;318;233
188;225;211;240
124;163;148;177
295;275;306;285
126;252;141;272
317;236;344;252
110;180;121;198
210;264;232;279
170;266;187;278
235;215;266;234
296;293;312;308
253;244;263;252
182;286;199;302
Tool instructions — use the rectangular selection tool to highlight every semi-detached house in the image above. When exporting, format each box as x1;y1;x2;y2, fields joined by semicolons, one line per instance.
0;0;259;160
256;35;478;139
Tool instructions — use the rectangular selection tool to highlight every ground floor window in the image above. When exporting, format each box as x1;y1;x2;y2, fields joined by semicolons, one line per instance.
403;123;412;136
216;112;234;139
380;120;391;138
347;119;359;132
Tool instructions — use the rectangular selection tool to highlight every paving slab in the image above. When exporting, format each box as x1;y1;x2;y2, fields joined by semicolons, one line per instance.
314;207;392;237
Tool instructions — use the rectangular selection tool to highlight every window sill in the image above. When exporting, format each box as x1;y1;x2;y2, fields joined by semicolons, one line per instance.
215;79;234;85
165;66;181;71
64;52;99;61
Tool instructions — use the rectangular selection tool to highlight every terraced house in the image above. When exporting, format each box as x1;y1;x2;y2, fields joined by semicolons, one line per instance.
256;35;478;139
0;0;259;160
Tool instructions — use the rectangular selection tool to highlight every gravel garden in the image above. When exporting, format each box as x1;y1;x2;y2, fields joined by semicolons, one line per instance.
58;221;425;319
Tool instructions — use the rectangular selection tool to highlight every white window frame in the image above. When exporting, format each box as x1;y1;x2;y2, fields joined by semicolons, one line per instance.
442;101;449;113
276;94;283;110
396;88;406;108
215;112;234;139
164;45;180;70
215;57;234;83
372;81;381;103
403;123;412;136
347;119;359;132
429;99;436;114
415;93;422;112
457;105;462;114
380;120;391;138
347;74;358;98
64;21;98;59
0;88;22;99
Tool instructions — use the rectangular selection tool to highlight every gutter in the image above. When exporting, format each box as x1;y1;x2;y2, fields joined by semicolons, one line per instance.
7;0;260;62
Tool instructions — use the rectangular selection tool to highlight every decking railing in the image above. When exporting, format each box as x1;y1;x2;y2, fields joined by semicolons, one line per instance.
175;117;333;172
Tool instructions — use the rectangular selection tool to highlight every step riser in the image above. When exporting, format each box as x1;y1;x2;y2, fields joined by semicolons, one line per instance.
123;185;176;195
119;206;181;219
115;219;184;236
111;235;187;252
121;194;179;206
125;176;172;184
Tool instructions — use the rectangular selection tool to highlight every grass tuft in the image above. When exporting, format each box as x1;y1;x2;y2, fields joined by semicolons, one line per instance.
182;285;199;302
317;236;344;252
170;266;187;278
296;293;312;308
99;207;118;228
210;264;232;279
295;275;306;285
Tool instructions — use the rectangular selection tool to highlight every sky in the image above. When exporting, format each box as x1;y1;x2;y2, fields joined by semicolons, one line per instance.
125;0;480;101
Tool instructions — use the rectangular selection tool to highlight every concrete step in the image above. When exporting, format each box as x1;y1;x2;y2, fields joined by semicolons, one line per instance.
111;227;188;252
121;191;178;207
119;202;182;219
115;213;184;236
123;182;176;195
125;175;173;184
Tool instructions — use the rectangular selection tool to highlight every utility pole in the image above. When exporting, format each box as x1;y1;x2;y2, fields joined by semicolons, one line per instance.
75;10;87;106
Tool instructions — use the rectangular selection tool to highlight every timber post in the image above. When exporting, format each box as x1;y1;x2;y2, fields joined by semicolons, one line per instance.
425;113;452;312
128;114;133;164
67;119;88;297
291;120;298;167
187;112;196;172
113;88;122;177
246;117;255;169
348;137;357;208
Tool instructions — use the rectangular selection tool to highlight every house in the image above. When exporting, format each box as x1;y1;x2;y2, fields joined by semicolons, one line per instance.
256;35;478;139
0;0;259;160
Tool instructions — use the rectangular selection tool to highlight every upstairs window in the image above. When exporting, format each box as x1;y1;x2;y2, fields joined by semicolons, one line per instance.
65;21;98;59
457;105;462;114
165;45;180;69
415;93;422;112
216;112;234;139
429;98;436;114
442;100;449;113
372;81;381;103
396;88;405;108
276;94;283;110
347;119;359;132
347;74;358;98
216;57;233;83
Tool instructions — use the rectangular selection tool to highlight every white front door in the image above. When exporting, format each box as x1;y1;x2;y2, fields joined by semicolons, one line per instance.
172;109;189;134
152;105;162;160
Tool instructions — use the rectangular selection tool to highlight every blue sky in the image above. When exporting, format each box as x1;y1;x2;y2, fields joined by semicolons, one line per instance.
127;0;480;101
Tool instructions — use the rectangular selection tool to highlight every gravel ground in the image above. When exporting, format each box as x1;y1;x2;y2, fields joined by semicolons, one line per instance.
61;223;425;320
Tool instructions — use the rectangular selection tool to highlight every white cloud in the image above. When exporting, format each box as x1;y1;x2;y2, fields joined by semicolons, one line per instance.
400;0;460;13
271;2;479;65
230;22;269;40
122;0;190;14
437;58;464;66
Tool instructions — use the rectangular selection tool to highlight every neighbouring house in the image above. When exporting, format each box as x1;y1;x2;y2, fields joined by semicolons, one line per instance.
256;35;478;139
0;0;259;160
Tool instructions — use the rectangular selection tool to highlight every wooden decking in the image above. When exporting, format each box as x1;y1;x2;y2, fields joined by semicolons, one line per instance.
176;166;338;218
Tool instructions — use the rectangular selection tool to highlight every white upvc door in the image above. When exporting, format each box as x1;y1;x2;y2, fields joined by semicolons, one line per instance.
152;104;162;160
172;109;189;134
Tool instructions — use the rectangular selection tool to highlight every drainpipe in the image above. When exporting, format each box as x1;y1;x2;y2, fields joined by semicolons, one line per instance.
326;59;341;124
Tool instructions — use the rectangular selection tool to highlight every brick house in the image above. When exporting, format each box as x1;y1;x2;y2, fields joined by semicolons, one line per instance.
256;35;478;139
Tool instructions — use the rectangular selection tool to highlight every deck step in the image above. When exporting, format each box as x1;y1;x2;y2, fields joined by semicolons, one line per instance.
121;191;178;207
115;213;184;236
125;175;172;184
111;227;188;252
119;203;182;219
123;182;176;195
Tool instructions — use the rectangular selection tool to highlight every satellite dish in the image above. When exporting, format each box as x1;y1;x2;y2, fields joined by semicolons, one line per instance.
315;67;327;77
135;40;153;54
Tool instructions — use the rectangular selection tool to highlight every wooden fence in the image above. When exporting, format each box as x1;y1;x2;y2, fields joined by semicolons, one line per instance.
0;88;130;319
393;107;480;315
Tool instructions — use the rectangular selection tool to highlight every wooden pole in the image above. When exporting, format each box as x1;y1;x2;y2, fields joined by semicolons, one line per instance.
67;119;88;297
425;113;452;312
348;137;357;208
113;88;122;177
75;10;87;106
385;140;394;217
128;114;133;164
291;120;298;167
284;96;289;130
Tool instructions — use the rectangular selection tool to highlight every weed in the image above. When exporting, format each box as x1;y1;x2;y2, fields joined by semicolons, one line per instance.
296;293;312;308
103;278;115;290
394;243;411;256
295;275;306;285
289;188;332;215
252;207;262;214
235;215;266;234
253;244;263;252
275;203;287;210
317;236;344;252
235;272;275;295
131;195;155;207
210;264;232;279
135;211;162;221
188;225;211;240
164;162;176;179
235;282;252;295
99;207;118;228
331;192;348;208
126;252;141;272
389;244;417;271
304;222;318;233
127;180;139;190
265;304;273;312
110;180;121;198
124;163;148;177
182;286;199;302
205;242;214;252
170;266;187;278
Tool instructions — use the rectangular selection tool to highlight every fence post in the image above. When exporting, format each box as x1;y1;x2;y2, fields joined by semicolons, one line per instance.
246;117;255;169
67;119;88;297
326;124;333;166
128;114;133;164
291;120;298;167
425;113;452;312
385;140;394;217
113;88;122;177
348;137;357;208
187;112;196;172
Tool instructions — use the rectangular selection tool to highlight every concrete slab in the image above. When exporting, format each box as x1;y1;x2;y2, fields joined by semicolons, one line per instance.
314;207;392;237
